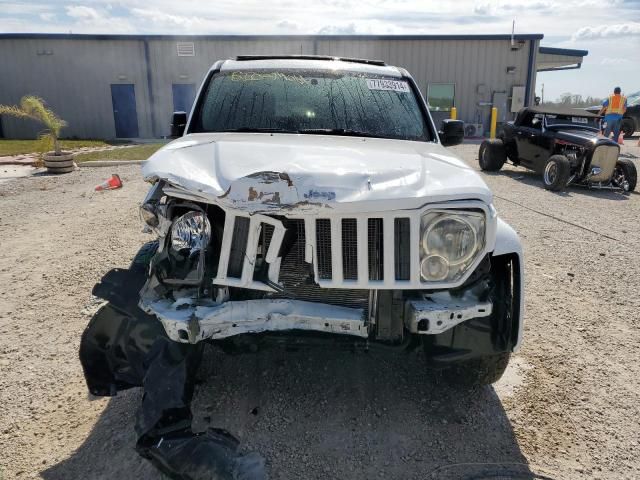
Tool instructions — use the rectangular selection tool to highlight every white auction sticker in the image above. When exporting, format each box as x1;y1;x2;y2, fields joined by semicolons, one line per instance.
366;79;410;92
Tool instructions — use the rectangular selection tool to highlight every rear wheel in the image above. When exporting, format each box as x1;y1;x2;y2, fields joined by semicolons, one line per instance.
612;158;637;192
478;139;507;172
622;118;635;138
543;155;571;191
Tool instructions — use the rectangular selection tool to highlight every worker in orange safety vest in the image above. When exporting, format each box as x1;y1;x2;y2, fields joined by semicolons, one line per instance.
598;87;627;140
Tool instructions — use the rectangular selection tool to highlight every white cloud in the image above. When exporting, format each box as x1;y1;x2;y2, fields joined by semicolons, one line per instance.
65;5;101;21
130;8;217;30
276;19;300;31
600;57;634;66
39;13;56;22
317;23;357;34
573;22;640;40
317;19;402;34
473;3;491;15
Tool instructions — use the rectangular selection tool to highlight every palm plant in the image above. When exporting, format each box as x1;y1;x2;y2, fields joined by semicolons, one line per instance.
0;95;67;155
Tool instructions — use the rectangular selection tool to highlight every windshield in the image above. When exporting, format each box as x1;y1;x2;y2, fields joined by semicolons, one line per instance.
544;114;599;129
190;69;433;141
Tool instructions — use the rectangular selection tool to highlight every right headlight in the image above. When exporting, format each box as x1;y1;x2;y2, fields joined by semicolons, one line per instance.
420;211;485;283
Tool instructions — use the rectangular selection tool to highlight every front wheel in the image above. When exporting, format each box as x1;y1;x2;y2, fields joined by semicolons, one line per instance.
543;155;571;191
425;352;511;387
612;158;637;192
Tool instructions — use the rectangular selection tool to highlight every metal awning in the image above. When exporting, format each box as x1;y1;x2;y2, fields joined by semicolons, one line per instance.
537;46;588;72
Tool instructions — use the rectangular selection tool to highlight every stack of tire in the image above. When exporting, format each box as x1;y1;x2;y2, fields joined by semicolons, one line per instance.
43;151;75;174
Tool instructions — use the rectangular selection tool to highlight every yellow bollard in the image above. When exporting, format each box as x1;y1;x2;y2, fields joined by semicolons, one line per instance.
450;107;457;120
490;107;498;139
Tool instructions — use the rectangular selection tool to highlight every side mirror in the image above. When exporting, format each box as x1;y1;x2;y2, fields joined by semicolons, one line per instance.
170;111;188;138
439;119;464;146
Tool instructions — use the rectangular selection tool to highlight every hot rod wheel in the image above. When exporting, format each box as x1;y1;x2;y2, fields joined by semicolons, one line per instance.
612;158;638;192
43;151;74;174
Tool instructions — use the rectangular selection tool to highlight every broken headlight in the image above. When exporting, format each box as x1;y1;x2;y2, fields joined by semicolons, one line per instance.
420;211;485;282
170;211;211;255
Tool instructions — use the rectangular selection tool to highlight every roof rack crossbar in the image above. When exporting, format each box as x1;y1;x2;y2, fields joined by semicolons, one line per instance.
234;54;386;66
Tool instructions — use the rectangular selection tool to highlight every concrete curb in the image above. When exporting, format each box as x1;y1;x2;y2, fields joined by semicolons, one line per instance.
78;160;147;167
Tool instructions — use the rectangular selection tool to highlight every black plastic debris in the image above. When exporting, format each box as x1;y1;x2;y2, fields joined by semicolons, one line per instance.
138;427;266;480
79;267;266;480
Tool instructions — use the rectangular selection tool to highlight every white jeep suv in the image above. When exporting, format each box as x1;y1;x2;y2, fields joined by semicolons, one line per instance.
79;55;524;479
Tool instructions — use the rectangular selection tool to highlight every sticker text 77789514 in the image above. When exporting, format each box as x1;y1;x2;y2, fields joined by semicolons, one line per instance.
366;79;410;93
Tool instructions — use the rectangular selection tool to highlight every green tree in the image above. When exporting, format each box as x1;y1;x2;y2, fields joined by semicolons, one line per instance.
0;96;67;155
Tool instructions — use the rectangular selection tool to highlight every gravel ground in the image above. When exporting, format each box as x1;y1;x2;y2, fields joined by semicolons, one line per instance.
0;142;639;479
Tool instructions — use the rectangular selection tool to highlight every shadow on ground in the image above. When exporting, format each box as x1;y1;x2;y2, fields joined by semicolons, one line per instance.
488;168;635;201
43;344;551;480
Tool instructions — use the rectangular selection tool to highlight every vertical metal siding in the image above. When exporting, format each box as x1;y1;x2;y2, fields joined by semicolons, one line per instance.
0;37;533;139
0;38;152;139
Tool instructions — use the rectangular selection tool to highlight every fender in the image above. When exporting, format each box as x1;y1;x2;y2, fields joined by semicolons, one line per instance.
493;217;525;351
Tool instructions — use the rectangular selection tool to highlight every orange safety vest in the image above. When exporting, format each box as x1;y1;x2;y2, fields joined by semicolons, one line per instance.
606;94;626;115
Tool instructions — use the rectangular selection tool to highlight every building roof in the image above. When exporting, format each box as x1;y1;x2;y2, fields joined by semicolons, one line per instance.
0;33;545;41
538;46;589;57
537;46;588;72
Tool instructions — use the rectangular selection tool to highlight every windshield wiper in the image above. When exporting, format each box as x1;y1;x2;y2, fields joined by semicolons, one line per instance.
222;127;296;133
298;128;380;138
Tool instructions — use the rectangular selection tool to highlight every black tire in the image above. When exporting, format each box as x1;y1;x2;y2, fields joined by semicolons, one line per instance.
478;139;507;172
542;155;571;191
426;353;511;387
612;158;637;192
130;240;159;272
622;118;635;138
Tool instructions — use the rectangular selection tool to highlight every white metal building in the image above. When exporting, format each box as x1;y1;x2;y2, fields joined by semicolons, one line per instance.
0;34;587;139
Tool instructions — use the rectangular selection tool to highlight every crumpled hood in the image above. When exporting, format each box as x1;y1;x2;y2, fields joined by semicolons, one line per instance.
143;133;493;212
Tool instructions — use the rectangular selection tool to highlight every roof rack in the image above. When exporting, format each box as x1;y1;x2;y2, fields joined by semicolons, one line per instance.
234;54;386;66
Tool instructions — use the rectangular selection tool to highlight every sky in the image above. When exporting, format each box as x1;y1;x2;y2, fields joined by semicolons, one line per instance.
1;0;639;101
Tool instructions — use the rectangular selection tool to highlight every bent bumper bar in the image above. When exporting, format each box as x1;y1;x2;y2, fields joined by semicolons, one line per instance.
143;298;369;343
143;294;493;344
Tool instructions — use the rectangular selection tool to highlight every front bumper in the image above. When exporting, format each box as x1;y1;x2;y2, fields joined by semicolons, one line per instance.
142;293;493;344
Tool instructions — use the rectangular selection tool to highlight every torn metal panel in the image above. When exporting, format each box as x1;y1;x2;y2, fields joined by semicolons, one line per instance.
142;297;368;344
142;133;494;213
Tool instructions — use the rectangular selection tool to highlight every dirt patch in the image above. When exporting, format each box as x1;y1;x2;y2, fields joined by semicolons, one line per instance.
0;145;639;479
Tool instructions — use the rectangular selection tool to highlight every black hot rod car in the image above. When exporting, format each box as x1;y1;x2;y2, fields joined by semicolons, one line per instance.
479;106;637;192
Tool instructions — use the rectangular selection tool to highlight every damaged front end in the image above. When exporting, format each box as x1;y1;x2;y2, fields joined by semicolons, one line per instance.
80;171;522;480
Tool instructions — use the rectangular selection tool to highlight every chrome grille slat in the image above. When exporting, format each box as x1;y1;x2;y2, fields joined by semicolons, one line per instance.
341;218;358;280
367;218;384;281
394;218;411;280
227;216;250;278
315;219;332;279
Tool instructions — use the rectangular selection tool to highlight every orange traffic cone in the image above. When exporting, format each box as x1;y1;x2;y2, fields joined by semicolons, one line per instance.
618;131;625;145
95;174;123;191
